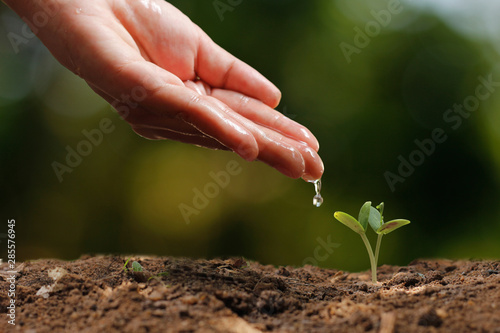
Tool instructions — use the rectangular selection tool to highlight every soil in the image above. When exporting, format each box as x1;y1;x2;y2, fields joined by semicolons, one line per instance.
1;256;499;333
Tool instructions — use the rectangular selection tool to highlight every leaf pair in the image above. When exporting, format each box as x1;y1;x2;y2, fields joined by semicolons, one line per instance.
334;201;409;236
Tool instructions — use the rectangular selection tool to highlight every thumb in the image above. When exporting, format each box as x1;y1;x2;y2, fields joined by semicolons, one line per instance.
195;33;281;108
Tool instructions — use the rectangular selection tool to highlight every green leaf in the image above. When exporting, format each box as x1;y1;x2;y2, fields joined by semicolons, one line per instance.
334;211;365;234
376;219;410;235
123;257;131;271
358;201;371;231
132;261;143;272
368;206;382;231
376;202;384;220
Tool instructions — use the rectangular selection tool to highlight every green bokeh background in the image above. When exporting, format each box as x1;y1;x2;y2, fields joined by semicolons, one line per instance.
1;0;500;272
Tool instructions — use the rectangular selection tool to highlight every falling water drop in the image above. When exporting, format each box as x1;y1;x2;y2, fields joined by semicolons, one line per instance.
313;195;323;207
312;179;323;207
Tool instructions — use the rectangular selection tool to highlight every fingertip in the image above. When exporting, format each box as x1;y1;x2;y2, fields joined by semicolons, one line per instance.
299;146;324;182
301;167;324;182
265;85;282;109
301;174;317;182
244;72;281;108
235;139;259;162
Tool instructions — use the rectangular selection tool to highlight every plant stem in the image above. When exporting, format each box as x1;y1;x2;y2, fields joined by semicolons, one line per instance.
375;234;383;265
360;233;377;283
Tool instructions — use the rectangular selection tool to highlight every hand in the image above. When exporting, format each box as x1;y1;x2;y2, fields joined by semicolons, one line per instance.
5;0;324;180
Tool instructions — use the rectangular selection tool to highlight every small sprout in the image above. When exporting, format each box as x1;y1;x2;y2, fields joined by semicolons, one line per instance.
123;257;144;272
123;257;132;272
122;258;168;284
333;201;410;283
132;261;143;272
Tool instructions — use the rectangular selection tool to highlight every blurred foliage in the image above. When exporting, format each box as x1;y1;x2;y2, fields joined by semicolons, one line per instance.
1;0;500;272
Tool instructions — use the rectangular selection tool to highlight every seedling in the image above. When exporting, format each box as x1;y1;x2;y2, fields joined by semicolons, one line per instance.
123;257;144;272
333;201;410;283
132;261;144;272
123;258;170;285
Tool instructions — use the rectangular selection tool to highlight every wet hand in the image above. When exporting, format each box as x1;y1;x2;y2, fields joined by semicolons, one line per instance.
5;0;324;180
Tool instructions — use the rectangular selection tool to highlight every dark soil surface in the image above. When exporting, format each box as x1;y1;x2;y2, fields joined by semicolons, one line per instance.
1;256;499;332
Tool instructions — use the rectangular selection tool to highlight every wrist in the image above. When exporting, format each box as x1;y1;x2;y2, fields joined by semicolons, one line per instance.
2;0;62;19
2;0;32;14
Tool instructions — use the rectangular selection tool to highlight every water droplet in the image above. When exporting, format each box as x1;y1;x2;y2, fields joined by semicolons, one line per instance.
312;179;323;207
313;194;323;207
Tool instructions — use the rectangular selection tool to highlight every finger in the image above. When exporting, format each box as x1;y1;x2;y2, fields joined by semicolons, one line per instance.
202;96;306;178
185;81;323;178
132;126;230;151
196;36;281;108
148;84;259;161
294;143;325;182
210;89;320;151
188;85;323;179
255;136;306;179
251;129;323;180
